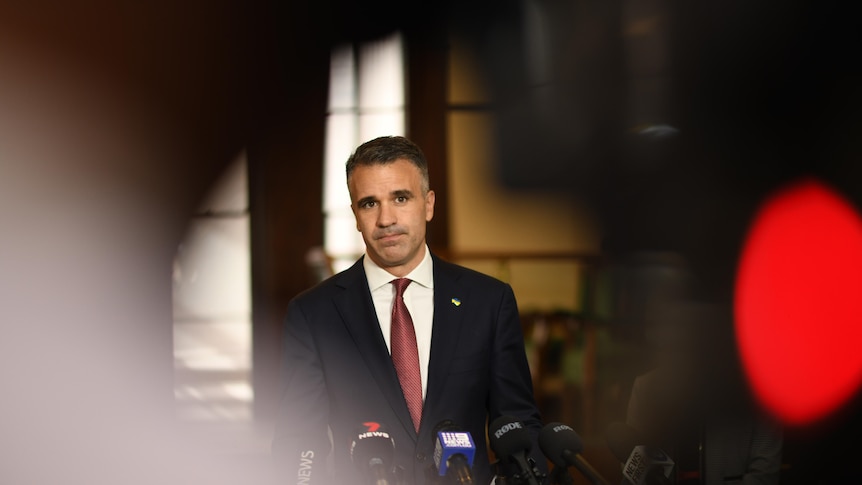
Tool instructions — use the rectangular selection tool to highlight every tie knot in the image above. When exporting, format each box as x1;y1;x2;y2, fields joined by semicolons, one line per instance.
392;278;412;297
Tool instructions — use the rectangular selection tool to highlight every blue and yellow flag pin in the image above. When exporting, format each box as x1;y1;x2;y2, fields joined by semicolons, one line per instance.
451;298;461;307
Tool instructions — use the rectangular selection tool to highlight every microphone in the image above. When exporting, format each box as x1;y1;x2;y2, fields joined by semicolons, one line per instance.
539;422;612;485
488;415;542;485
432;420;476;484
605;422;674;485
350;422;396;485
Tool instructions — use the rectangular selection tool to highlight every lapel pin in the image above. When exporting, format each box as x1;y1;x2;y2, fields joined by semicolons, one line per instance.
451;298;461;307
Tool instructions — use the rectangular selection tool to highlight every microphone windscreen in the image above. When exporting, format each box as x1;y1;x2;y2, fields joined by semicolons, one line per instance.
488;415;532;460
350;423;395;469
538;422;584;467
432;419;477;474
434;428;477;475
606;423;676;485
605;421;640;463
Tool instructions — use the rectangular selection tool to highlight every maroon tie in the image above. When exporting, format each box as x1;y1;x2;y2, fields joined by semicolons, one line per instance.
390;278;423;433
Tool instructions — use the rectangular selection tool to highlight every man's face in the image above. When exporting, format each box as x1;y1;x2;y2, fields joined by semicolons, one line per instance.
349;159;435;277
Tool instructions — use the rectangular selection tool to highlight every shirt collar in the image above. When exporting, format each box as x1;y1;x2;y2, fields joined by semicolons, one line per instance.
363;244;434;291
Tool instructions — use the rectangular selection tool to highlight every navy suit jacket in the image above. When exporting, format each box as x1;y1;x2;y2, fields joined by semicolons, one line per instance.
273;254;545;485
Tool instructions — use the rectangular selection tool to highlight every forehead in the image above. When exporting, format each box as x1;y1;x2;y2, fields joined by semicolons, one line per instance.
348;159;423;198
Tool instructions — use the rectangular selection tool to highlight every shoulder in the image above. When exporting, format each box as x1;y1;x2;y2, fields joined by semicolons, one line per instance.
433;254;510;289
432;255;516;307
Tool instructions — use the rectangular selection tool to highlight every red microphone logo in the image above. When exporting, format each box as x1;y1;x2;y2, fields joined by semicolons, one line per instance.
363;422;381;432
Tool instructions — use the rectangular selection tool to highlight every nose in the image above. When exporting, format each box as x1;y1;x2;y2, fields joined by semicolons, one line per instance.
376;201;396;227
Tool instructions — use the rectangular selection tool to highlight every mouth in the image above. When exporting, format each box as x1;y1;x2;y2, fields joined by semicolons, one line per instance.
376;233;405;244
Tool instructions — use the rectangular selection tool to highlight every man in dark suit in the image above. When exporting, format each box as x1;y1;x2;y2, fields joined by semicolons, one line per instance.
273;136;545;485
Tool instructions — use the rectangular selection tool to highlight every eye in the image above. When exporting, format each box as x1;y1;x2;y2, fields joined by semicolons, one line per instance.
360;200;377;209
395;196;409;204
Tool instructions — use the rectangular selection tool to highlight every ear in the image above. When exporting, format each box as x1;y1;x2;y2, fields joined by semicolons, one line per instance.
425;190;436;222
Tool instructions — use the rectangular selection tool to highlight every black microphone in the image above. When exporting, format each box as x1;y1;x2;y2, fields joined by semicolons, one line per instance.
431;420;476;485
605;422;674;485
350;422;396;485
539;422;612;485
488;415;542;485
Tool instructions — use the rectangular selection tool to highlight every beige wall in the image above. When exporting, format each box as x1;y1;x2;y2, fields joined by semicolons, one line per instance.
445;36;601;313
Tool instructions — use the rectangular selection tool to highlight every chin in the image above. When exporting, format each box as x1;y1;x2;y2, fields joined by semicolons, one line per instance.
381;251;414;266
381;256;409;268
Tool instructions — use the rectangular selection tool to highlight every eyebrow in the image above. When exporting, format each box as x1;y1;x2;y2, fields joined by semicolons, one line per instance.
392;189;414;199
356;196;377;207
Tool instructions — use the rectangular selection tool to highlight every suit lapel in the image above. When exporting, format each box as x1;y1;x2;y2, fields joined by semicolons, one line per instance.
332;259;418;441
424;257;470;422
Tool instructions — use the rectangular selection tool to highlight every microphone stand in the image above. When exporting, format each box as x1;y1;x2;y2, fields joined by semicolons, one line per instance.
563;450;611;485
493;458;546;485
548;465;574;485
492;459;510;485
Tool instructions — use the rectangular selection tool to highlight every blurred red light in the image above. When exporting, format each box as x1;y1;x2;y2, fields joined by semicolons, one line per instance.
735;178;862;425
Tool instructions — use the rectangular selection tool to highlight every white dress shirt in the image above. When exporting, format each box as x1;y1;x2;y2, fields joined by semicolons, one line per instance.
363;245;434;399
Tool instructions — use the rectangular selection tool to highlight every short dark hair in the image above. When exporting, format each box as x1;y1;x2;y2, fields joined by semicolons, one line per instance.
346;136;430;194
